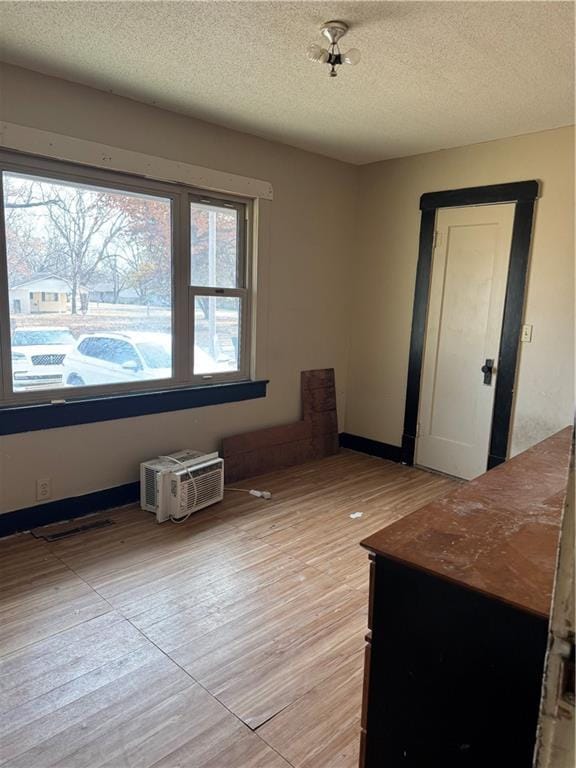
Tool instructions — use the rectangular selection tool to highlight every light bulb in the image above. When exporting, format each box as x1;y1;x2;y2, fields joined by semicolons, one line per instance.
342;48;361;66
306;43;330;64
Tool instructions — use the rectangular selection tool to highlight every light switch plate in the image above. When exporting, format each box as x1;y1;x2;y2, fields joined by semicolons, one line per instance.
521;324;533;343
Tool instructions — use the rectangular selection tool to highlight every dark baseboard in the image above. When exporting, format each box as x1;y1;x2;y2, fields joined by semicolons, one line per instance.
339;433;402;463
401;433;416;466
0;481;139;539
487;454;506;470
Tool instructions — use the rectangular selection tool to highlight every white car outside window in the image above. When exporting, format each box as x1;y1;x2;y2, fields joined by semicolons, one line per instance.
62;332;225;388
11;327;75;390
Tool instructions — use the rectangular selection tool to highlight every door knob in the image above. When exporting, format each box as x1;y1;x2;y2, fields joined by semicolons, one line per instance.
481;358;494;386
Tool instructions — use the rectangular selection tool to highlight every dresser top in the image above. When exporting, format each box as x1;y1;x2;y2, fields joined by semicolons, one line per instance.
361;427;573;618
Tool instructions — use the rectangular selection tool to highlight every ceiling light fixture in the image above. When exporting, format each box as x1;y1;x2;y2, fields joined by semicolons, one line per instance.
306;20;360;78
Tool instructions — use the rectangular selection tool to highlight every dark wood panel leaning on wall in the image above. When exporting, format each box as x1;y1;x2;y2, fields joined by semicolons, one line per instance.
221;368;339;482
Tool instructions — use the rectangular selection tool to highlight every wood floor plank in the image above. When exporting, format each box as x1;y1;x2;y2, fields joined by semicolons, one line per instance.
137;557;319;650
2;655;290;768
0;535;111;656
170;572;367;727
50;512;242;587
0;613;148;715
258;651;365;768
145;686;292;768
195;603;365;730
0;646;175;764
129;545;303;631
213;454;398;536
254;467;456;589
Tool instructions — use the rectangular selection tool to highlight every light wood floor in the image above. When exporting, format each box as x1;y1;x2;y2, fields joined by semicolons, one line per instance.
0;450;457;768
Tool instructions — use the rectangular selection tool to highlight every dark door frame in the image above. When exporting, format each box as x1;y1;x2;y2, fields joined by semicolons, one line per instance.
401;180;539;471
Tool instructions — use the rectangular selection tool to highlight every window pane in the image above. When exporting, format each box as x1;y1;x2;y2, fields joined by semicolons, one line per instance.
194;296;241;374
190;202;239;288
3;171;173;392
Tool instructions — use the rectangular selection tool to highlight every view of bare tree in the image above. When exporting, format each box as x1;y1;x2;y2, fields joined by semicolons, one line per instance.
4;175;173;312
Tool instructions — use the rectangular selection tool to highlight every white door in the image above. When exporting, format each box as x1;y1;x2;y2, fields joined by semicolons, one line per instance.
415;204;515;480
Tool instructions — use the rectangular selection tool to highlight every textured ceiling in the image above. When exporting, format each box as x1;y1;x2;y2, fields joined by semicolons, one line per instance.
0;1;573;164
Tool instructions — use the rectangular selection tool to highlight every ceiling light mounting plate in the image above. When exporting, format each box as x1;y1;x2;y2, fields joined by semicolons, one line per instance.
321;20;349;45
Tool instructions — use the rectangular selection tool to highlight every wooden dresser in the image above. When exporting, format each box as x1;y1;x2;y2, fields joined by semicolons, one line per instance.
359;427;573;768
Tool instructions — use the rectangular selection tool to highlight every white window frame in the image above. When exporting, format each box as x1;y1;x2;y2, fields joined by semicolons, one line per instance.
0;149;254;407
188;192;252;386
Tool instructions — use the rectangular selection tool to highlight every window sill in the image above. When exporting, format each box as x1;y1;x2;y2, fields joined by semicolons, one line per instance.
0;380;268;435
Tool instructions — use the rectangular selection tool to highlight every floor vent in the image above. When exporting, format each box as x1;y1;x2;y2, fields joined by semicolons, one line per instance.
31;518;115;541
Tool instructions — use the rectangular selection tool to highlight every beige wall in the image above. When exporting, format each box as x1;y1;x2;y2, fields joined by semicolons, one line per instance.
0;64;358;512
345;126;575;456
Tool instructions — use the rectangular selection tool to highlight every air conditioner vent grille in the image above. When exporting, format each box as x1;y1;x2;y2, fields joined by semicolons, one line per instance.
143;467;157;509
184;468;222;511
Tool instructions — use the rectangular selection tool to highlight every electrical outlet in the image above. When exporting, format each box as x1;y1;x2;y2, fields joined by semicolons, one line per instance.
36;478;51;501
521;324;533;343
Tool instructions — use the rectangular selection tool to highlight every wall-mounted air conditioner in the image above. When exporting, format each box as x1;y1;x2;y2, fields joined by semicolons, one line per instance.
140;449;224;523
